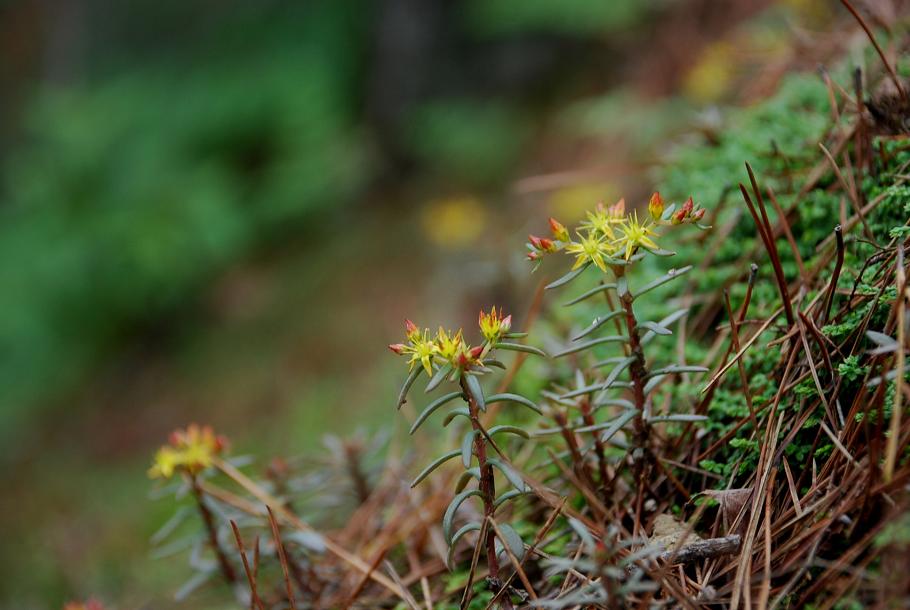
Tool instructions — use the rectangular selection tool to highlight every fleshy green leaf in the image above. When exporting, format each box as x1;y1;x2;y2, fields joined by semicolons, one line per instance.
410;450;461;487
598;409;638;443
493;342;548;358
647;414;708;423
494;489;530;509
496;523;525;561
455;467;481;493
488;425;530;439
443;490;482;542
487;458;526;491
554;335;628;358
443;406;471;427
447;522;482;569
572;311;624;341
460;431;476;468
637;321;672;336
641;309;688;345
563;282;617;307
425;363;453;393
633;266;692;300
465;374;485;411
397;367;422;409
643;375;666;395
410;391;464;434
546;263;590;290
647;364;709;377
486;393;542;414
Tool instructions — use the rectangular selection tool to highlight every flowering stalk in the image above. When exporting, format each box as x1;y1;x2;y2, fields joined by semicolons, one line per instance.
528;193;708;510
390;307;545;601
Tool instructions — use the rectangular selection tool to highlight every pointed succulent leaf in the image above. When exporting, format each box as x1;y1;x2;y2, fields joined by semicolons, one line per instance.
555;335;628;358
410;450;461;487
493;342;548;358
593;396;635;409
568;518;596;550
637;321;672;336
601;357;634;390
546;263;589;290
447;522;482;569
647;364;709;377
563;282;617;307
496;523;525;561
464;374;485;411
484;359;507;369
455;467;481;493
643;375;666;395
641;309;688;345
488;425;530;440
410;391;464;434
443;490;482;542
487;458;526;491
486;393;542;414
460;431;476;468
647;413;708;423
616;275;629;299
599;409;638;443
633;266;692;300
867;330;899;354
494;489;530;509
397;367;422;409
502;332;528;339
425;363;453;393
572;311;624;341
443;406;471;427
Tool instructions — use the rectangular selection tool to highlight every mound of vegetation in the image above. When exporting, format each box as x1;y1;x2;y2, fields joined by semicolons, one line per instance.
134;15;910;610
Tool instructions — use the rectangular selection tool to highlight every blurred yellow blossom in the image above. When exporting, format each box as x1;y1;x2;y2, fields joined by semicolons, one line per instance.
148;424;227;479
478;306;511;343
420;196;487;249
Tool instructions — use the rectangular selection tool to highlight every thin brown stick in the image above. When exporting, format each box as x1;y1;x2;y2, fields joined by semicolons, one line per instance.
266;505;298;610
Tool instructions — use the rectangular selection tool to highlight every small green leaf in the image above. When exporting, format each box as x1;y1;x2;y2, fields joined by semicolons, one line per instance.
493;342;548;358
563;382;630;400
484;359;507;369
593;397;635;410
455;467;481;493
643;375;666;395
633;266;693;300
616;275;629;299
410;450;461;487
554;335;628;358
494;489;530;509
488;425;530;439
486;393;542;414
410;391;464;434
637;321;672;336
598;409;638;443
397;367;422;409
572;311;624;341
647;414;708;423
425;363;453;393
601;357;634;390
443;406;471;427
444;490;482;542
496;523;525;561
563;282;617;306
487;458;526;491
460;431;476;468
465;374;485;411
546;263;589;290
647;364;709;377
568;518;595;550
641;309;688;345
502;332;528;339
447;522;482;569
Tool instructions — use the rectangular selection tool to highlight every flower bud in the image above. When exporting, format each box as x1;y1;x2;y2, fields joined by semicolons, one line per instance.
548;217;569;242
388;343;406;355
648;192;664;221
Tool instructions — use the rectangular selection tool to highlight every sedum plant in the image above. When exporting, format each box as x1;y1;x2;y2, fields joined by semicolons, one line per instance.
527;194;708;510
389;308;545;589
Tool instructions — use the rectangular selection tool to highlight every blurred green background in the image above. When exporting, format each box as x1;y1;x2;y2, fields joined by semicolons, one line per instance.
0;0;835;606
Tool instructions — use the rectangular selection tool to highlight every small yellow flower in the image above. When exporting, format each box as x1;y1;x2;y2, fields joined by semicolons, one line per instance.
565;231;614;272
579;200;624;239
615;212;660;260
478;307;512;343
148;424;227;480
434;327;463;363
390;320;438;376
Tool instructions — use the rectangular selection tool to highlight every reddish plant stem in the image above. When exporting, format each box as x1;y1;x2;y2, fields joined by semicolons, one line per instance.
580;397;612;508
190;474;237;584
459;377;500;584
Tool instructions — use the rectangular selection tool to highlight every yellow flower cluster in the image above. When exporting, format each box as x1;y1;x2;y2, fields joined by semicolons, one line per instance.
390;308;511;374
148;424;228;480
527;192;704;270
